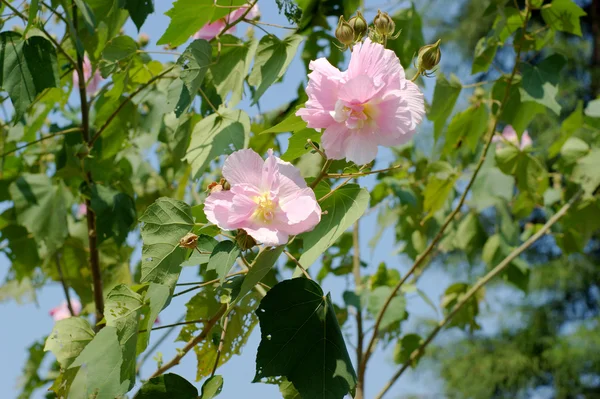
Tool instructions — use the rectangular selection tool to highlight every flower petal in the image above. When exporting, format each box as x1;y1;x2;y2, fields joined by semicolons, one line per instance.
347;38;404;89
222;149;264;187
204;190;236;229
344;130;379;165
321;123;350;160
243;226;288;246
338;75;382;104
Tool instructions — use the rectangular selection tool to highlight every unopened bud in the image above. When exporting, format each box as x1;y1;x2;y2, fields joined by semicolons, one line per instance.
373;10;395;37
417;39;441;72
179;232;199;249
348;11;368;41
235;229;256;251
335;16;355;47
138;33;150;48
207;178;230;194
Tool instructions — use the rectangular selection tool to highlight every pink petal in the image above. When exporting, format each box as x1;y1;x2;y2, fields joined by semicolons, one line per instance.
402;81;426;130
279;207;321;235
347;38;404;89
193;21;229;40
204;190;236;229
49;299;81;321
228;185;259;225
338;75;382;104
520;131;533;149
260;149;279;192
243;226;288;246
280;188;320;223
321;123;350;160
343;129;379;165
373;92;415;146
222;149;264;187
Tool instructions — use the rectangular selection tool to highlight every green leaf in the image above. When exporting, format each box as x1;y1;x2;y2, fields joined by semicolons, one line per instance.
541;0;586;36
69;326;128;399
122;0;154;30
298;184;369;269
184;108;250;179
181;235;219;266
549;101;583;157
100;35;138;76
254;278;357;399
232;246;283;308
260;112;307;135
200;375;223;399
104;284;143;389
140;198;194;291
10;174;69;253
0;32;60;119
492;77;546;135
88;184;136;246
25;0;39;34
279;377;301;399
248;35;303;103
281;129;322;162
495;144;521;174
74;0;97;33
367;286;407;331
429;73;462;141
208;241;241;283
443;104;488;154
423;162;458;217
158;0;215;47
519;54;566;115
393;333;423;366
572;149;600;195
472;36;498;74
177;39;212;97
134;373;198;398
560;137;590;165
585;98;600;118
389;4;424;67
137;283;170;354
18;339;47;399
45;317;95;369
441;283;484;332
209;35;257;107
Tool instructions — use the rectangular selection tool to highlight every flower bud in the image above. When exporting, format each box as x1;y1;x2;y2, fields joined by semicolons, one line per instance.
373;10;395;37
138;33;150;48
179;232;199;249
235;229;257;251
207;178;230;194
348;11;368;41
335;16;355;47
417;39;442;72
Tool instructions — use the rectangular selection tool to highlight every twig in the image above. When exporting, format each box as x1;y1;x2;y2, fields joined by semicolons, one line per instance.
149;305;226;378
137;314;185;374
199;87;220;115
318;176;353;203
360;6;532;373
217;0;258;40
325;164;405;178
307;139;327;160
1;127;81;158
310;159;333;189
244;18;296;30
353;221;365;399
138;318;208;333
89;66;175;146
172;270;248;297
41;1;68;25
284;251;312;280
211;314;230;377
55;253;75;316
373;189;584;399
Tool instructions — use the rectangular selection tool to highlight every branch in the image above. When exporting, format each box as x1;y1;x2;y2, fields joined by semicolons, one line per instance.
172;270;248;297
284;251;312;280
353;221;365;399
360;6;532;372
138;318;208;333
149;305;226;378
325;164;404;178
0;127;82;158
211;314;230;377
55;253;75;316
217;0;258;40
137;314;185;374
88;66;175;146
310;159;333;189
373;189;584;399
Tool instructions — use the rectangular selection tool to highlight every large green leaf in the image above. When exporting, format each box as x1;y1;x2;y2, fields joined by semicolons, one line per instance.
492;77;546;135
0;32;60;119
137;283;170;354
389;4;424;67
140;198;194;290
68;326;128;399
281;129;322;162
260;111;307;135
18;339;47;399
134;373;198;398
207;241;241;283
200;375;223;399
423;162;458;217
88;183;136;246
122;0;154;30
572;149;600;195
254;278;357;399
184;108;250;179
298;184;369;268
177;39;212;97
429;73;462;141
519;54;566;115
45;317;95;368
248;35;303;103
104;284;143;389
9;174;69;253
157;0;215;46
443;104;488;154
541;0;586;36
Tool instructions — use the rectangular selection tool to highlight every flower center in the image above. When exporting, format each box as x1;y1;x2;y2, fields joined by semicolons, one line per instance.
332;100;377;130
253;192;277;223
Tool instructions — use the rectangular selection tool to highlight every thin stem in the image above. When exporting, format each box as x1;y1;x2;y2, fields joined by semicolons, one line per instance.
284;251;312;280
138;318;208;333
55;253;75;317
318;176;353;203
353;221;365;399
211;314;230;377
137;49;182;56
89;66;175;147
326;164;404;178
1;127;82;158
150;305;226;378
462;80;493;88
41;1;69;25
307;139;327;160
217;0;258;40
244;18;296;30
199;87;220;114
70;0;104;329
172;270;248;296
361;7;532;373
137;314;185;374
374;189;583;399
310;159;333;189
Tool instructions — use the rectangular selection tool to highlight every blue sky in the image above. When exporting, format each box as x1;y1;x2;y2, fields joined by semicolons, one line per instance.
0;1;491;398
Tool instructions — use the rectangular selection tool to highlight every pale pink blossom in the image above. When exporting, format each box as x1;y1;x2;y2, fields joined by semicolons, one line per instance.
72;55;102;95
296;38;425;165
493;125;532;150
193;4;260;40
203;149;321;246
77;203;87;218
49;299;82;321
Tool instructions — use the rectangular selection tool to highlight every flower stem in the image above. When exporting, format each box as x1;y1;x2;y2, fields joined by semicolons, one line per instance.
310;159;333;189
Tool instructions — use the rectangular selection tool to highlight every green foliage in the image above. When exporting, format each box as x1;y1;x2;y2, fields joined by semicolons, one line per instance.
255;278;357;399
135;373;199;398
200;375;223;399
541;0;587;36
429;73;462;140
520;54;566;115
207;241;240;282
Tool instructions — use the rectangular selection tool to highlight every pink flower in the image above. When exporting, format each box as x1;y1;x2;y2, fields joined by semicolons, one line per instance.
493;125;532;150
204;149;321;246
49;299;82;321
77;203;87;218
193;3;259;40
72;55;102;95
296;38;425;165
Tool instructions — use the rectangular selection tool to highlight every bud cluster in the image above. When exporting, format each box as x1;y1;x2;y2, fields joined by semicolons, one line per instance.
335;11;367;49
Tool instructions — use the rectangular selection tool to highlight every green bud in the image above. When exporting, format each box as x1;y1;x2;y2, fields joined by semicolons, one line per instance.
417;39;442;72
348;11;368;41
373;10;395;37
335;15;355;47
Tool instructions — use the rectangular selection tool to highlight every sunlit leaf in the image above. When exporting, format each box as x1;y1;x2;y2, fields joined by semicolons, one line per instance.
134;373;198;398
